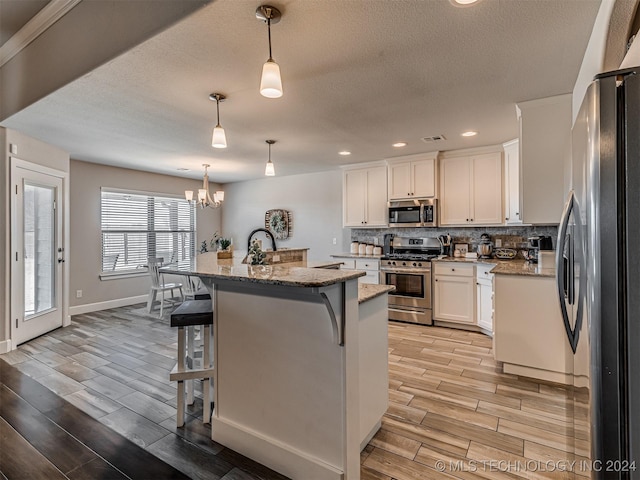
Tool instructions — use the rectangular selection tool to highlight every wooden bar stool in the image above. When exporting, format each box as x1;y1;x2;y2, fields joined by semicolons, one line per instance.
169;300;214;427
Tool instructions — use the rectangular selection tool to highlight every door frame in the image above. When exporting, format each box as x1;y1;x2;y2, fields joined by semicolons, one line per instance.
10;158;70;349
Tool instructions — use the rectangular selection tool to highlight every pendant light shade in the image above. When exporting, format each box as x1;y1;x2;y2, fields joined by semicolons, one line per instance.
265;139;276;176
260;59;283;99
212;125;227;148
256;5;283;99
209;93;227;148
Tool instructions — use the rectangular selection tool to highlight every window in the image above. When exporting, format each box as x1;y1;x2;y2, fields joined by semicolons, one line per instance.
100;188;195;275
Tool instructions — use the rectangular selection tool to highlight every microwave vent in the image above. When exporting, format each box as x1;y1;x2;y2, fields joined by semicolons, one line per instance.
422;135;446;143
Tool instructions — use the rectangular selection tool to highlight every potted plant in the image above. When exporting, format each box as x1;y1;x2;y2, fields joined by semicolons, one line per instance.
247;239;267;265
217;237;232;259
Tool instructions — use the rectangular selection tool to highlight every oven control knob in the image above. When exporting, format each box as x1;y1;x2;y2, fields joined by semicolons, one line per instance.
412;262;417;267
402;262;406;266
417;263;422;267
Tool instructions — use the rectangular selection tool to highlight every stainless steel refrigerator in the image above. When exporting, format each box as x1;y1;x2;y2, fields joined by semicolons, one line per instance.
557;67;640;479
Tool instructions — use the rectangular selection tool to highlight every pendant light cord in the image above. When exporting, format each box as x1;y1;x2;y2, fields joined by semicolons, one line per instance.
215;96;221;126
267;15;273;60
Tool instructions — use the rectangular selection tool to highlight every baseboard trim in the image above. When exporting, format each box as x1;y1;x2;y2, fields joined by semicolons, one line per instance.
0;339;13;354
69;295;148;316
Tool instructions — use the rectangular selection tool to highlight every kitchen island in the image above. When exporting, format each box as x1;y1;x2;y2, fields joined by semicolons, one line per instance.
162;253;393;480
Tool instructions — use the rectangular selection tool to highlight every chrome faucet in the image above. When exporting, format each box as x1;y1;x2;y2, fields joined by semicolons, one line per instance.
247;228;277;252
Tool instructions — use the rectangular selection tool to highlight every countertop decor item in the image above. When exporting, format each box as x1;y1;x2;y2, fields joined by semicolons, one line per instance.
265;209;292;239
494;248;517;259
217;237;233;259
247;239;267;265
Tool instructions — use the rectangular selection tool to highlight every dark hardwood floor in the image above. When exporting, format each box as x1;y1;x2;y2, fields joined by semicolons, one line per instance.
0;306;288;480
1;304;582;480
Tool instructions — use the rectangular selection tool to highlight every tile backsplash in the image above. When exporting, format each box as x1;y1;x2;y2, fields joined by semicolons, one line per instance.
351;225;559;252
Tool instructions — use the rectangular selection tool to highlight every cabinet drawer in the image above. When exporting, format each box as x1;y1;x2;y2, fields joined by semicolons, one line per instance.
433;262;473;277
359;271;380;284
476;263;494;278
355;259;380;271
340;259;356;270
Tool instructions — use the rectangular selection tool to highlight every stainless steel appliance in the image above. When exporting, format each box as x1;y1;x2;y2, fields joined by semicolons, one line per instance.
388;199;437;227
558;68;640;479
380;237;441;325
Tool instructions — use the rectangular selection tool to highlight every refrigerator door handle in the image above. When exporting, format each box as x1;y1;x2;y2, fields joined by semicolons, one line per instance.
556;191;583;354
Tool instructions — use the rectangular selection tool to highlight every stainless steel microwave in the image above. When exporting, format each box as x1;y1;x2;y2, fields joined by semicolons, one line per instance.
388;199;437;227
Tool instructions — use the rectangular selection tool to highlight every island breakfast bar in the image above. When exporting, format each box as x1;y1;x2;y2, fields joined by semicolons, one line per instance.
162;253;392;480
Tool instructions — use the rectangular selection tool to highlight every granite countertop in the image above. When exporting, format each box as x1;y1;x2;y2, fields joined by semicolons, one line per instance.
433;257;555;277
161;253;364;287
359;284;395;304
331;253;384;259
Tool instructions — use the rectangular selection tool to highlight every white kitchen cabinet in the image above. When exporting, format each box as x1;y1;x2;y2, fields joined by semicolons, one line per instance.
433;262;475;324
494;273;572;384
439;151;502;226
516;94;571;224
476;264;494;333
343;166;387;227
337;257;380;284
387;153;437;200
503;139;522;224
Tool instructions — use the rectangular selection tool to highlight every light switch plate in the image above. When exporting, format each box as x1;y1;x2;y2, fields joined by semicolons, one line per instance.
9;144;17;155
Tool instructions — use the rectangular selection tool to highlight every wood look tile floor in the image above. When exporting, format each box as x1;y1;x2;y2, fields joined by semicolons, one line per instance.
0;305;588;480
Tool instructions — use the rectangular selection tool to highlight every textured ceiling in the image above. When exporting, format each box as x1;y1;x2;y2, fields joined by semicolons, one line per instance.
2;0;602;183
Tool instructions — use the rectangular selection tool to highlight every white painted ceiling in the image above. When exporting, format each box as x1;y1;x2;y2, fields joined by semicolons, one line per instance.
2;0;602;184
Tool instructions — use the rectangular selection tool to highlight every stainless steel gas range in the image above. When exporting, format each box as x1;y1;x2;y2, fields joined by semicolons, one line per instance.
380;237;441;326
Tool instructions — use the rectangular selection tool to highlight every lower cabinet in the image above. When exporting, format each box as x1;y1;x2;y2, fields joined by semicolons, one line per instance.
433;262;475;324
476;264;494;333
338;258;380;284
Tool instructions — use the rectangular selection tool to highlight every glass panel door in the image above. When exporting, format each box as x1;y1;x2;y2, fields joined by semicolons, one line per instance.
24;183;56;317
11;162;64;346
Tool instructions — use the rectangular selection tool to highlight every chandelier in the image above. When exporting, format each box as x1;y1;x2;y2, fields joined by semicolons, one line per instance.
185;164;224;208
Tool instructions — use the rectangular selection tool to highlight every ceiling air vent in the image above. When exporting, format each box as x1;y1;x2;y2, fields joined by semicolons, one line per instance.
422;135;446;143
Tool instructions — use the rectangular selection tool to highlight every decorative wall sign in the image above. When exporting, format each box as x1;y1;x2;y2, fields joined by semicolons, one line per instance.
265;209;292;239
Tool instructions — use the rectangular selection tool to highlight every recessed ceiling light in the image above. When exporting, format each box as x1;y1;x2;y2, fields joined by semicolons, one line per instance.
177;167;190;171
461;131;478;137
451;0;479;5
339;151;351;156
392;142;407;148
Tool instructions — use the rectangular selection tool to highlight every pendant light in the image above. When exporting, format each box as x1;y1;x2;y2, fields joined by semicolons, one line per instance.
265;140;276;176
256;5;283;99
209;93;227;148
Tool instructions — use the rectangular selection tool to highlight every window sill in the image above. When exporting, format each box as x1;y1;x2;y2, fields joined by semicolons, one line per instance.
99;271;148;281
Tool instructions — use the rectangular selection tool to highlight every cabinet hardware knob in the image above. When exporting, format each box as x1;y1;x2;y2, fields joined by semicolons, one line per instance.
466;219;469;222
451;268;455;271
506;217;509;220
516;212;519;215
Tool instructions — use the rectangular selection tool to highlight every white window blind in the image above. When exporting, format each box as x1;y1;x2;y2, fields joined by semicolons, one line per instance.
100;189;195;274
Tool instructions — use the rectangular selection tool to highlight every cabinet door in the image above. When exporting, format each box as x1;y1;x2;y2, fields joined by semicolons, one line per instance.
343;169;366;227
411;159;436;198
471;152;503;225
504;142;522;224
388;162;412;200
440;157;471;225
477;279;493;332
433;275;475;324
365;166;388;226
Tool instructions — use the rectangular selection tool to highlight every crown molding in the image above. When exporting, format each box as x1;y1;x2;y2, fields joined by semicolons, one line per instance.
0;0;82;68
439;144;503;159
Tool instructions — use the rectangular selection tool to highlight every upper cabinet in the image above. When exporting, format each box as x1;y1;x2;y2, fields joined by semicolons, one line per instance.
343;165;387;228
439;150;503;226
517;94;571;225
387;153;437;200
503;139;522;225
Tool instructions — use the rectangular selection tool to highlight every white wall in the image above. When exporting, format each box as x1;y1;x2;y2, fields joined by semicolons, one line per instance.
573;0;616;123
69;160;220;309
221;170;348;260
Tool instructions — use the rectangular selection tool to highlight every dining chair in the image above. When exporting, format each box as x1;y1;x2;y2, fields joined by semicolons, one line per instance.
146;257;184;317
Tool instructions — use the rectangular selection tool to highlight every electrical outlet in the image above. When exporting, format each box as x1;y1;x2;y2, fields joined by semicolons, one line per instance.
373;237;379;245
9;144;17;155
272;254;280;262
76;290;83;298
332;238;337;245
